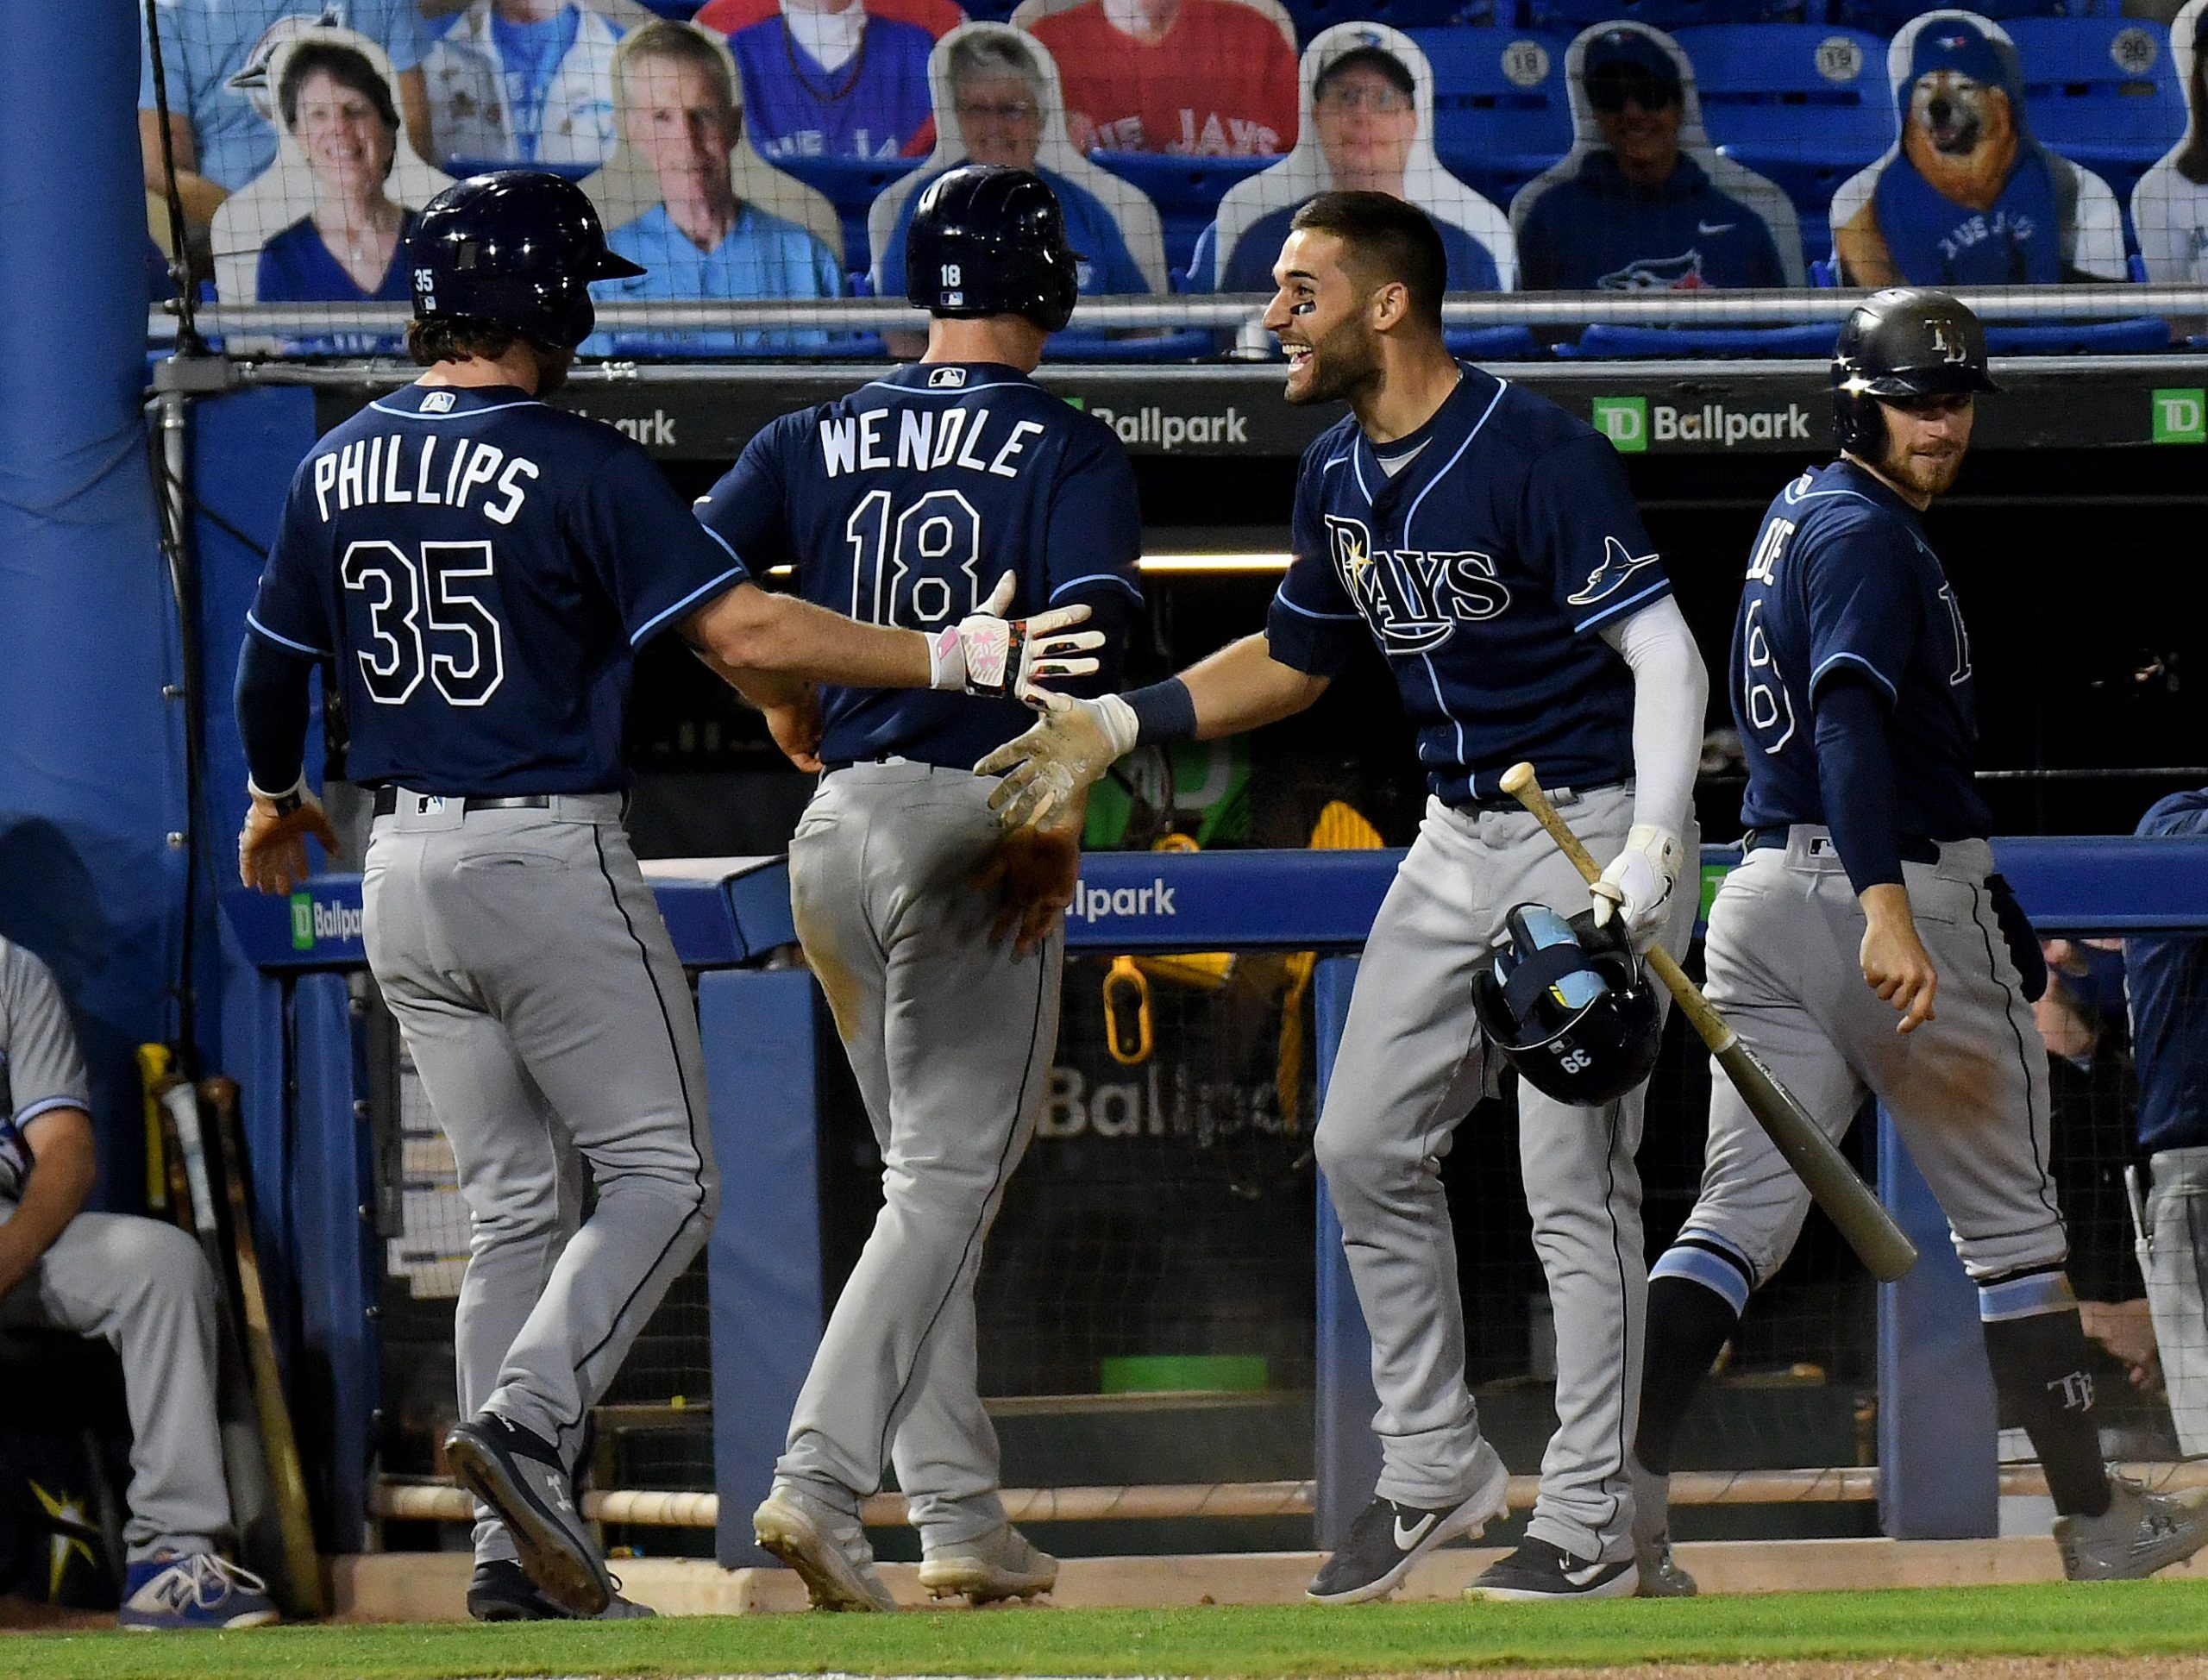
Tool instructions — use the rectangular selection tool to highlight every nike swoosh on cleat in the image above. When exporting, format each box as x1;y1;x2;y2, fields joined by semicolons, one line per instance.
1394;1512;1439;1550
1563;1560;1614;1587
1697;221;1734;235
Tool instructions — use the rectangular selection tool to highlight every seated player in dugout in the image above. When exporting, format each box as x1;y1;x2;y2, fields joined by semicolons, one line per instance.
871;22;1169;351
1015;0;1300;157
140;0;435;234
1828;9;2127;287
581;20;847;355
1187;22;1515;294
2134;0;2208;295
422;0;637;172
1512;22;1801;292
0;937;279;1631
694;0;964;163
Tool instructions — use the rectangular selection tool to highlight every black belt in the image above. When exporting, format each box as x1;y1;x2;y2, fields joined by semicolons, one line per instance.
371;788;551;817
1458;779;1623;816
1743;826;1939;864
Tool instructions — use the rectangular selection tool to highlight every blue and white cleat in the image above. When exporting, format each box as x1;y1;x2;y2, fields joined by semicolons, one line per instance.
118;1552;282;1631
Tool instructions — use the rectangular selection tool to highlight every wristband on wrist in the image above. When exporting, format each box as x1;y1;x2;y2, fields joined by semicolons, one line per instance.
248;775;307;816
1124;677;1197;746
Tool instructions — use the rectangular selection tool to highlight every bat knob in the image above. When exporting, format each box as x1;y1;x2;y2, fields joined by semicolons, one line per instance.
1500;762;1538;797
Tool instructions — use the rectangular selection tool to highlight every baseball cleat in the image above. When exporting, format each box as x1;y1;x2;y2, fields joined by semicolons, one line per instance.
1634;1534;1699;1597
754;1480;898;1612
1467;1536;1637;1602
1307;1440;1510;1604
2055;1474;2208;1581
117;1552;280;1631
444;1413;612;1618
919;1524;1058;1604
466;1557;656;1620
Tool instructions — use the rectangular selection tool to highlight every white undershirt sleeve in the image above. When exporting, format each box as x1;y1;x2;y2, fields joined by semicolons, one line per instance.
1599;593;1708;840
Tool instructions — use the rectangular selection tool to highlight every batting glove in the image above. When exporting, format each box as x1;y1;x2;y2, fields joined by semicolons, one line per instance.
973;690;1138;831
927;571;1106;701
1590;823;1682;945
238;779;341;896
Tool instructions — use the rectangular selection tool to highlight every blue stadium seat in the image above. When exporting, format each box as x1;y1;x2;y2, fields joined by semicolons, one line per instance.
775;154;925;274
2004;17;2185;210
1832;0;2118;34
1444;324;1542;359
1527;0;1806;31
1673;23;1891;269
1283;0;1489;37
1559;322;1840;357
1091;152;1275;276
1407;29;1574;210
1043;328;1220;361
634;0;703;16
1983;317;2173;354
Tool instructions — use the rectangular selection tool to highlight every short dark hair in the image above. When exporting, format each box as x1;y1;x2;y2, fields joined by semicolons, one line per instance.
1289;191;1446;329
279;41;400;135
405;317;521;367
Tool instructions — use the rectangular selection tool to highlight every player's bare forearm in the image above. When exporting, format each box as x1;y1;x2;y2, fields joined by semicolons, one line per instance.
686;583;930;689
699;646;811;711
398;67;435;172
0;1109;96;1300
1860;882;1938;1032
140;109;226;224
1185;633;1331;739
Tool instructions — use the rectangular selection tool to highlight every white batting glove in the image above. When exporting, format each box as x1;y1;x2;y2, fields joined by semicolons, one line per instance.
973;690;1138;831
926;571;1106;701
1590;823;1683;945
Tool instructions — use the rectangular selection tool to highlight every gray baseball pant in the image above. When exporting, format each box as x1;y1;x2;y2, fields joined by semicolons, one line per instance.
363;793;719;1562
0;1204;232;1561
777;762;1061;1549
2141;1147;2208;1457
1671;831;2065;1288
1313;784;1697;1565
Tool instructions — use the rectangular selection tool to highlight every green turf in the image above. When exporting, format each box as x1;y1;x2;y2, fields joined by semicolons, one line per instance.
11;1581;2208;1680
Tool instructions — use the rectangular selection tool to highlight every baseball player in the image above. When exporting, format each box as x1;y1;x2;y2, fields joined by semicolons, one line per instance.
1629;288;2208;1592
0;937;279;1630
695;164;1142;1614
982;190;1708;1602
232;169;1098;1621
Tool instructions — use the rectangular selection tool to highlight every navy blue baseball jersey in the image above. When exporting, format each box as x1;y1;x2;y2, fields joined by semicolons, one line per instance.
248;384;751;795
694;361;1144;770
1731;457;1991;841
2126;789;2208;1153
1264;364;1668;806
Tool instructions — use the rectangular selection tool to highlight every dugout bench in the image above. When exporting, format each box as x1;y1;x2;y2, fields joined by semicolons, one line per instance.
220;836;2208;1565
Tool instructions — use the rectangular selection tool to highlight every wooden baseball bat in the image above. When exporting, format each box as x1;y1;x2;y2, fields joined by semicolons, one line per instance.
1498;763;1918;1283
200;1075;328;1617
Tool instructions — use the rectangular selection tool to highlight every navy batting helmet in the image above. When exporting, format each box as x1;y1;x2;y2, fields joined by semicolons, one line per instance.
905;165;1081;334
1471;905;1662;1106
408;171;643;351
1832;287;1999;457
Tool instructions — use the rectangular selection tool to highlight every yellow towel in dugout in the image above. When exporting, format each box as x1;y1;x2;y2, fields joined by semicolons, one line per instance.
1101;803;1386;1131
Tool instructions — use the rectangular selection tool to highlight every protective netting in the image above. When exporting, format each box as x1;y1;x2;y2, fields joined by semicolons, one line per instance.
138;2;2208;361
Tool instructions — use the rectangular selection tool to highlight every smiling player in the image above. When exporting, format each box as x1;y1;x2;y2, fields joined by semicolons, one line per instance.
980;189;1709;1601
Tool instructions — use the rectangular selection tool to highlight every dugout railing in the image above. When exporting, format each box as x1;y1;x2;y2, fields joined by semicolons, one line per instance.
220;835;2208;1566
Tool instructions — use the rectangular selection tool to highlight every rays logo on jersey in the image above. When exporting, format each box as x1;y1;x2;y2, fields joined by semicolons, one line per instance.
1565;536;1662;608
1327;514;1510;652
1598;251;1707;291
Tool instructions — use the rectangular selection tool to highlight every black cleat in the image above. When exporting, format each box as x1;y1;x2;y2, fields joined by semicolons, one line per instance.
1307;1444;1510;1605
466;1558;655;1620
445;1414;613;1618
1466;1535;1636;1602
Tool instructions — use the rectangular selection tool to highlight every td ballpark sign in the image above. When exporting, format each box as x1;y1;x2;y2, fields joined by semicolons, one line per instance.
1592;394;1816;453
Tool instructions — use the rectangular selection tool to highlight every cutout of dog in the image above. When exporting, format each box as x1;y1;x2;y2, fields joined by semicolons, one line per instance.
1828;10;2124;286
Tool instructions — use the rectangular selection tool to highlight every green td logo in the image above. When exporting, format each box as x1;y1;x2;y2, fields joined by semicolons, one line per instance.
1592;396;1648;453
2151;388;2205;444
289;891;314;951
1061;394;1086;411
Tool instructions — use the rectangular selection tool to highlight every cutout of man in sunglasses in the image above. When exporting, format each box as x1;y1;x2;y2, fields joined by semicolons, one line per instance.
1513;25;1797;294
